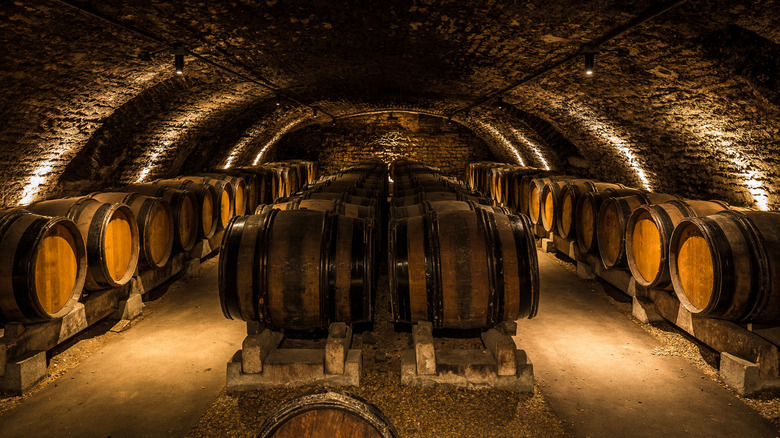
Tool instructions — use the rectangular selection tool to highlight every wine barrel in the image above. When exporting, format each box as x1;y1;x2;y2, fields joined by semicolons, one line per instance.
390;191;463;207
90;192;174;269
597;192;680;269
260;198;376;221
575;188;644;255
0;209;87;323
219;209;374;330
389;208;539;329
539;178;590;235
556;180;624;240
155;179;218;239
390;200;510;220
124;184;199;252
257;392;398;438
201;173;248;216
28;197;140;290
669;210;780;323
626;200;731;289
178;176;235;229
518;171;557;217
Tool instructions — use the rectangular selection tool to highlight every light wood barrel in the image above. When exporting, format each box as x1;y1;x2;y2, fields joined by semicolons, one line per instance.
626;200;731;289
201;173;248;216
178;176;234;229
389;209;539;329
0;209;87;323
575;188;644;255
390;200;510;220
125;184;199;252
90;192;174;269
156;179;218;239
556;181;624;239
219;209;374;331
257;392;398;438
28;197;140;290
597;193;679;269
518;171;556;216
539;178;592;234
669;210;780;323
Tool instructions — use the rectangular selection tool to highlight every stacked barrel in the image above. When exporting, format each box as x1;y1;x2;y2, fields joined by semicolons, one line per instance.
219;161;382;331
389;160;539;330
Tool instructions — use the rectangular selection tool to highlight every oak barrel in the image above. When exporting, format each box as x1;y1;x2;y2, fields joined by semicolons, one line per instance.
0;209;87;323
389;209;539;329
626;200;731;289
556;181;624;240
539;178;590;234
574;188;644;255
155;179;218;239
28;197;140;290
597;192;679;269
124;184;199;251
390;200;510;220
669;210;780;323
257;392;398;438
178;176;235;229
219;209;374;330
201;173;248;216
90;192;174;269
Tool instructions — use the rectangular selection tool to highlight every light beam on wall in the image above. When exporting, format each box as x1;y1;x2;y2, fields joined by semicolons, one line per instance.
472;120;526;166
510;128;551;170
252;118;306;166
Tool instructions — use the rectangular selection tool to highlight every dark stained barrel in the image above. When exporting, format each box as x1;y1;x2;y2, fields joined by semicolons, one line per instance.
257;392;398;438
575;188;645;255
219;209;374;331
597;192;679;269
0;209;87;323
390;200;510;220
90;192;174;269
259;198;375;222
124;183;199;252
556;180;624;240
626;200;731;289
28;197;140;290
177;175;235;229
389;209;539;329
155;179;218;239
669;210;780;324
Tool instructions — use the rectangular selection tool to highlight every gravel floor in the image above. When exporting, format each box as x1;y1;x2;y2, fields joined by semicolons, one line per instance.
187;273;571;438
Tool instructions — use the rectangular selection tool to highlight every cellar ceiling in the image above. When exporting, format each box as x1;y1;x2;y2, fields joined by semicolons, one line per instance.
0;0;778;209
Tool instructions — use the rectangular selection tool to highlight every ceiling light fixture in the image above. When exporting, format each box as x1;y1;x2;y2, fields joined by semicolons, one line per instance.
276;94;281;107
496;97;505;109
173;44;186;75
584;48;596;76
387;112;399;122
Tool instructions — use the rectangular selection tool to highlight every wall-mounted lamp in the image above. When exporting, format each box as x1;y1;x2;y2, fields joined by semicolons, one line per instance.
312;107;318;117
173;44;186;75
387;112;399;122
496;97;506;109
583;45;597;76
275;94;282;107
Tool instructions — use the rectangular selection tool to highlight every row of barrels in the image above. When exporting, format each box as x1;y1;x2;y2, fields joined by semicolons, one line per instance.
219;161;386;331
389;160;539;330
470;162;780;325
0;162;314;325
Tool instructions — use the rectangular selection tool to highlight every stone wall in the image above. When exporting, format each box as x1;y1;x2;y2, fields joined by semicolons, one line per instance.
272;113;495;179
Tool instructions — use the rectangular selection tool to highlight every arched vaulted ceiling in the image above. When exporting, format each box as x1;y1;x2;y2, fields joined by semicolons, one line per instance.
0;0;777;209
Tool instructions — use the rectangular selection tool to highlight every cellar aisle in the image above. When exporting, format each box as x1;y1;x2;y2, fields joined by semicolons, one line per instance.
516;252;777;438
0;258;247;438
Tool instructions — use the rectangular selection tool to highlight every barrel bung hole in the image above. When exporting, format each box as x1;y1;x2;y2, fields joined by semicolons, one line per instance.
34;224;79;314
599;202;621;264
105;209;134;282
632;211;661;282
676;223;714;310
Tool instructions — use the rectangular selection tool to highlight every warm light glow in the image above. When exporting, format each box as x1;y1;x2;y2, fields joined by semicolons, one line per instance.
252;118;305;165
585;70;593;76
19;159;55;205
511;128;551;170
564;102;652;191
473;120;526;166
